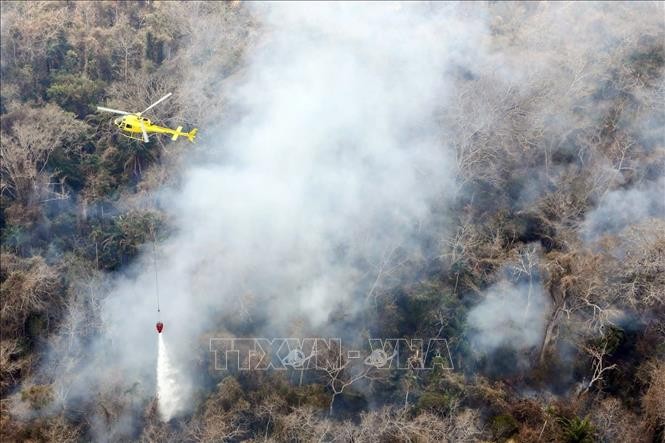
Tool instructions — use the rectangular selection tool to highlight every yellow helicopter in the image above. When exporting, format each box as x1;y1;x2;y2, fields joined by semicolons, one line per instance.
97;93;197;143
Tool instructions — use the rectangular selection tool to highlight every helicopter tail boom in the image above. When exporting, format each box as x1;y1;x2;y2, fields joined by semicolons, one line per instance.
165;126;197;143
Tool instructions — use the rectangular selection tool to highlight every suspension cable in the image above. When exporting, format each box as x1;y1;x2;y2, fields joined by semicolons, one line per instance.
152;232;160;316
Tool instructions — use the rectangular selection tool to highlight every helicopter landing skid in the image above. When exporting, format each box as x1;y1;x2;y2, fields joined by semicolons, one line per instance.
121;133;151;142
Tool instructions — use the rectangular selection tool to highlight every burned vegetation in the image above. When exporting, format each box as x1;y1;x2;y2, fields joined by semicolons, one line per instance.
1;2;664;442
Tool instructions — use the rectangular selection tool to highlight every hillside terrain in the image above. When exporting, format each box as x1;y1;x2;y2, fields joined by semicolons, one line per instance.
1;2;664;442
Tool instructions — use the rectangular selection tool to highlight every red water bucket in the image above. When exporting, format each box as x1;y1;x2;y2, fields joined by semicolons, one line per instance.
156;321;164;333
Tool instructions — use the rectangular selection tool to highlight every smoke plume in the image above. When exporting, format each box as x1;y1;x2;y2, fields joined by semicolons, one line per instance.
466;247;550;360
583;177;665;242
18;2;663;436
467;281;550;354
41;2;490;426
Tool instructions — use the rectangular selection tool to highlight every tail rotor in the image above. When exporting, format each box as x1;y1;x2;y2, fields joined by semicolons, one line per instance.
187;128;198;143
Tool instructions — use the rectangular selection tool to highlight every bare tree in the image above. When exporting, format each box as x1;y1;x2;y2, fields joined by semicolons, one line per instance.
318;345;382;416
185;377;249;442
256;394;286;442
0;104;88;204
273;405;335;442
510;244;540;324
0;253;61;338
39;415;81;443
109;15;144;81
352;406;481;443
0;339;23;393
642;361;665;437
577;340;617;395
591;397;642;443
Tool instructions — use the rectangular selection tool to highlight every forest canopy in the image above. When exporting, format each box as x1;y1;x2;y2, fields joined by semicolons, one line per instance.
1;2;664;442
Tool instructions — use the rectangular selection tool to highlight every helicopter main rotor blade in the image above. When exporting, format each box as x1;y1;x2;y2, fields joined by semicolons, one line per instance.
140;92;173;115
97;106;131;115
139;120;149;143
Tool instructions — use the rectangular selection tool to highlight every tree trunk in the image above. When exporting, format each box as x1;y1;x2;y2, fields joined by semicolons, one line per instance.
539;307;561;364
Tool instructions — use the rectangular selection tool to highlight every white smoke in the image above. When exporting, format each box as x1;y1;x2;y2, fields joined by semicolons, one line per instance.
466;246;550;359
154;6;481;339
583;177;665;242
7;2;662;438
47;1;491;424
467;279;550;354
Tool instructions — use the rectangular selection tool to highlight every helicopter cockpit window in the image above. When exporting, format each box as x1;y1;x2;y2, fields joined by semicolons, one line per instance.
125;124;133;129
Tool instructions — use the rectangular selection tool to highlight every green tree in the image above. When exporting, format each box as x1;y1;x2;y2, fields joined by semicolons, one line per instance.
47;74;105;117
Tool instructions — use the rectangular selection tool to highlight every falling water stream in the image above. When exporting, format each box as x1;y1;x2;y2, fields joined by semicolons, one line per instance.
157;334;181;421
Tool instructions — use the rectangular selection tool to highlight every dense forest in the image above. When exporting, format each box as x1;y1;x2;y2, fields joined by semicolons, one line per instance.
1;2;664;442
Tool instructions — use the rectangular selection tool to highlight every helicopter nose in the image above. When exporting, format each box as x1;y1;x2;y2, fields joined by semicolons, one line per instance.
114;117;121;125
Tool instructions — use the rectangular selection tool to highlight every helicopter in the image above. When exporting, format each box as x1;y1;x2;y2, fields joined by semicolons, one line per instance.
97;93;197;143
